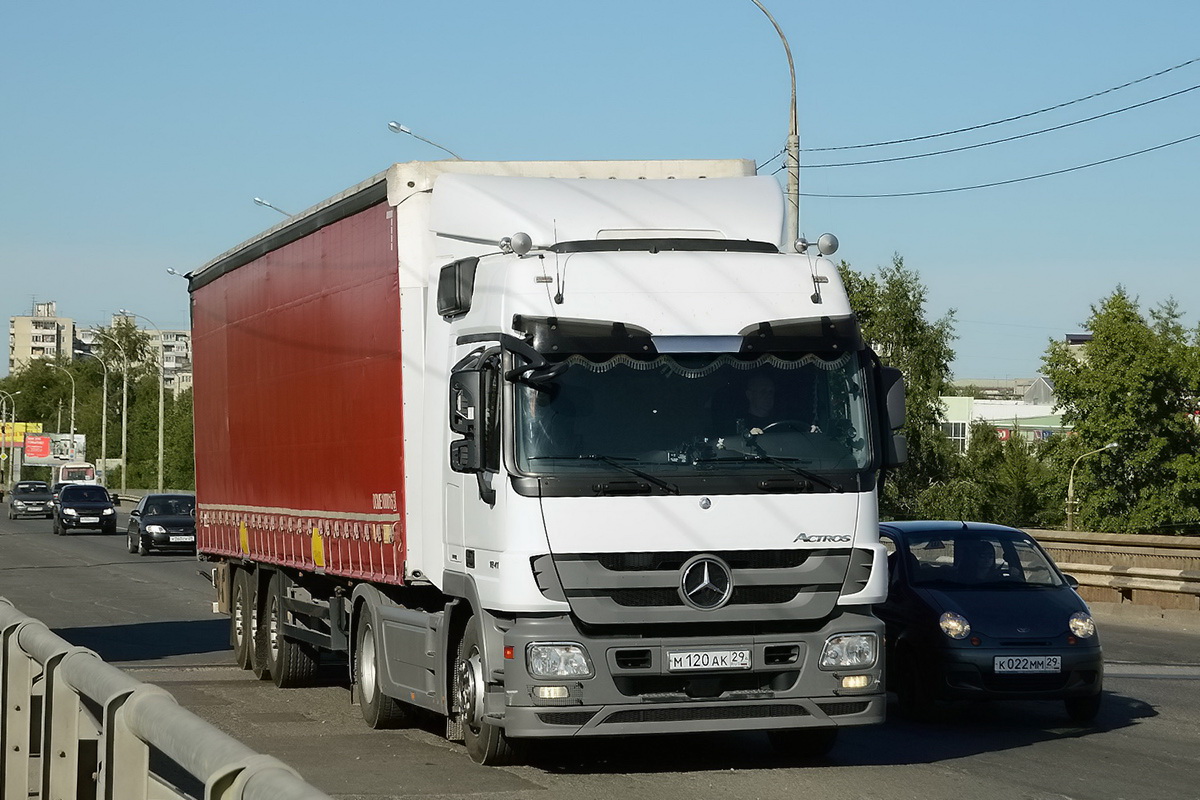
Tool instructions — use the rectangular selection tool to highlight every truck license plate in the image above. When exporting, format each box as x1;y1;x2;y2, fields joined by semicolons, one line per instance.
994;655;1061;673
667;649;752;671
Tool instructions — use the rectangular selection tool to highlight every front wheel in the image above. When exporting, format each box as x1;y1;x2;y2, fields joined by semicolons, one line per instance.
127;531;137;554
455;616;520;765
355;611;411;727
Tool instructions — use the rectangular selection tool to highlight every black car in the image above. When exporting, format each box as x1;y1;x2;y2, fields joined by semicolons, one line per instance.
8;481;55;519
53;484;118;535
877;521;1103;723
127;493;196;555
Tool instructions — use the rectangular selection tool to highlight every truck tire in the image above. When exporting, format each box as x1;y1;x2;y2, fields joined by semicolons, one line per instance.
455;616;519;766
354;611;412;728
231;567;254;670
266;572;319;688
250;572;273;681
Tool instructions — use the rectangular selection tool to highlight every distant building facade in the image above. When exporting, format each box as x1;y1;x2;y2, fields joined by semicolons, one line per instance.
8;302;76;371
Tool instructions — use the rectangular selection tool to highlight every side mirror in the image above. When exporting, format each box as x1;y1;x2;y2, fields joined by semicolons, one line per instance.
884;433;908;468
437;257;480;319
449;367;485;474
1063;573;1080;589
130;508;140;517
880;366;906;430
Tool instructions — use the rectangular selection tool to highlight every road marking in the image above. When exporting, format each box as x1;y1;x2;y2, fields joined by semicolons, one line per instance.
1105;662;1200;679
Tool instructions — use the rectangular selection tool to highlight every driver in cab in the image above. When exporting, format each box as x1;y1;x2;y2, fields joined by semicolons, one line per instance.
740;373;820;437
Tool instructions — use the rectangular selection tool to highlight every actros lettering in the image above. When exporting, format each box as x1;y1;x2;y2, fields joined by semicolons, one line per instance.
793;532;852;543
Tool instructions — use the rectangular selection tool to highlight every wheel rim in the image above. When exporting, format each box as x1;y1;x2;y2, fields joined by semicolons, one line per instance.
268;595;280;662
456;645;486;729
233;586;245;649
360;624;377;703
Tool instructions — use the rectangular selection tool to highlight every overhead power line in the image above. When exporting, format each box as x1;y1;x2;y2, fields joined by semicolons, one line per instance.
803;56;1200;152
804;83;1200;168
799;132;1200;198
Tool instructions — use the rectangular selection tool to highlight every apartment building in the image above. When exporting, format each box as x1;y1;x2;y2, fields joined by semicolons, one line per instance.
8;302;76;371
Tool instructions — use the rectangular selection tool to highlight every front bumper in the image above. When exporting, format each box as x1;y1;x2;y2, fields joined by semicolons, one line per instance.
929;644;1103;701
11;504;51;518
144;530;197;550
60;514;115;531
492;611;885;739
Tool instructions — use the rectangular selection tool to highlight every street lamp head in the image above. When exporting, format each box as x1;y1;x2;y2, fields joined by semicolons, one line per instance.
387;121;409;134
166;268;189;279
1104;442;1119;450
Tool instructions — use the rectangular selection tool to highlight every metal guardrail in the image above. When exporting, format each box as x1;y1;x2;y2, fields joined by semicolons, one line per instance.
1029;529;1200;612
0;598;332;800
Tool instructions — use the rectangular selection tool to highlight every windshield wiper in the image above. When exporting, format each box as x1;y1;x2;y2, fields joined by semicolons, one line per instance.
693;453;842;493
530;454;680;495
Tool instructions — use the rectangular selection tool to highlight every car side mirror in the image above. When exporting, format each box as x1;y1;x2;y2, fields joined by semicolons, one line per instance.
130;509;140;517
1063;573;1080;589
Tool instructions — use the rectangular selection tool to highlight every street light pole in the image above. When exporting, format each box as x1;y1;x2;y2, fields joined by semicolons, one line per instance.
0;390;20;485
48;363;77;460
252;197;293;217
749;0;800;248
120;310;165;492
1066;442;1119;531
386;122;464;160
90;329;129;495
75;349;109;485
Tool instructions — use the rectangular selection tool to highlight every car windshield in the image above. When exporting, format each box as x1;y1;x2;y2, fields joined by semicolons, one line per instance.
144;497;195;515
64;486;111;503
902;532;1064;588
514;351;873;477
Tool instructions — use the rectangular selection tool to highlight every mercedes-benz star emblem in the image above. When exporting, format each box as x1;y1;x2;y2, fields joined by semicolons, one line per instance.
679;555;734;610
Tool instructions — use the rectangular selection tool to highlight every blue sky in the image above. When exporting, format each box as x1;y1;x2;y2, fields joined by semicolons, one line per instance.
3;1;1197;379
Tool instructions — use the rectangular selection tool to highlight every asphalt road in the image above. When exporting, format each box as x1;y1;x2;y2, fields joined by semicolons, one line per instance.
2;508;1198;800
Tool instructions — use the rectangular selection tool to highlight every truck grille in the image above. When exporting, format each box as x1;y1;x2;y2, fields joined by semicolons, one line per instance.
552;549;850;625
601;704;809;724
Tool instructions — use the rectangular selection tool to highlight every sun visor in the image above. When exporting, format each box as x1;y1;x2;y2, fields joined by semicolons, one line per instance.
429;173;786;248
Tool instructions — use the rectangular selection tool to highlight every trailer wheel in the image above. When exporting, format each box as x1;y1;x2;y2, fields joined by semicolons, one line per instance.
266;571;319;688
354;611;411;728
250;572;273;681
231;568;254;670
455;616;519;766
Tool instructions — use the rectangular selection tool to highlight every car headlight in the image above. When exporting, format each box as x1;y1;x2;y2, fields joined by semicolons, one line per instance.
63;508;79;516
819;632;878;669
1069;611;1096;639
102;507;115;515
526;643;594;678
13;501;26;509
939;611;971;639
145;525;167;534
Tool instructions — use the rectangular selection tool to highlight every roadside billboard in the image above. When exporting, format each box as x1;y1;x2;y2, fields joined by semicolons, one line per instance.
22;433;86;465
1;422;42;448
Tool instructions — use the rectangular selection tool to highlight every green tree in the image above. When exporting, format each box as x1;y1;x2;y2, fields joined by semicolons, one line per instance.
840;254;958;519
1043;289;1200;533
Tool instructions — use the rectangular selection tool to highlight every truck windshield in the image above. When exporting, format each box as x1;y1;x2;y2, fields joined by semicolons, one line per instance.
513;352;873;477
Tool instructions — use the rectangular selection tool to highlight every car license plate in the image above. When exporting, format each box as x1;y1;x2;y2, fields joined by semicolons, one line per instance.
169;535;195;543
994;655;1062;673
81;517;100;524
667;649;752;671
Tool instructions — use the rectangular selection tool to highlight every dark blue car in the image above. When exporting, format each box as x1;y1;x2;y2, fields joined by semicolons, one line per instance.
877;521;1103;723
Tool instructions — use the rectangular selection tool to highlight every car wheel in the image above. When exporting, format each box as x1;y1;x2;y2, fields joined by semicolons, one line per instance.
1065;693;1102;725
137;536;150;556
127;532;137;554
266;572;319;688
767;727;839;758
456;615;520;765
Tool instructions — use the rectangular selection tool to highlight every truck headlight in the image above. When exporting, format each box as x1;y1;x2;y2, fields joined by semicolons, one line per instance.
1069;612;1096;639
820;632;878;669
939;611;971;639
146;525;167;534
527;643;593;678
